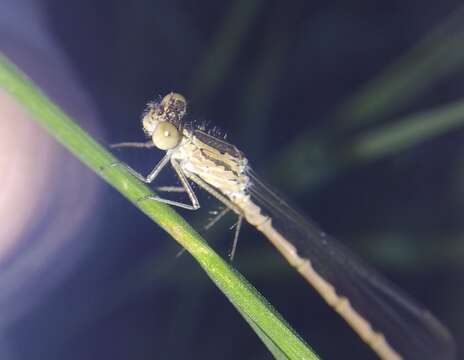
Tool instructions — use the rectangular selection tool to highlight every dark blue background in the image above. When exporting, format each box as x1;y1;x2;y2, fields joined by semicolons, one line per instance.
1;1;463;359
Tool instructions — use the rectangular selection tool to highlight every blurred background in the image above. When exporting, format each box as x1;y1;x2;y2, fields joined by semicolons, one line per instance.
1;0;463;359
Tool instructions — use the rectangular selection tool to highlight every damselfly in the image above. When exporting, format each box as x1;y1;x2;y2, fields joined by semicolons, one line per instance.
112;93;455;360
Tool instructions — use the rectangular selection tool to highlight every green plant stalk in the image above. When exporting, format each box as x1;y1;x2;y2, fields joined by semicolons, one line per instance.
333;5;464;128
237;307;289;360
0;53;318;360
189;0;263;103
272;97;464;192
345;98;464;162
272;6;464;191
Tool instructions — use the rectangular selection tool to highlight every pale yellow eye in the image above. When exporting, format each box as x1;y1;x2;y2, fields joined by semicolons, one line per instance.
152;122;180;150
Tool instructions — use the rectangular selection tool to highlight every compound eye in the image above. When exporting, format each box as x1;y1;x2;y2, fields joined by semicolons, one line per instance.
152;122;181;150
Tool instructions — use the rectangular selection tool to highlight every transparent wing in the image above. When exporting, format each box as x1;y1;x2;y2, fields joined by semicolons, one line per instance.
246;169;455;360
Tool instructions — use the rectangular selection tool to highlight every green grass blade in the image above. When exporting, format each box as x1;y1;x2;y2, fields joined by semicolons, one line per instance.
334;5;464;128
237;307;290;360
271;98;464;192
345;98;464;162
0;53;318;360
270;6;464;191
189;0;263;103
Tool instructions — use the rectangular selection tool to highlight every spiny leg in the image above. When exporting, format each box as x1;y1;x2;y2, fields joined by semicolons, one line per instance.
108;147;198;209
177;206;230;260
176;248;187;258
204;207;231;230
178;212;243;261
109;152;172;183
110;141;156;149
138;159;200;210
185;173;245;261
155;186;186;193
229;215;243;261
109;143;198;210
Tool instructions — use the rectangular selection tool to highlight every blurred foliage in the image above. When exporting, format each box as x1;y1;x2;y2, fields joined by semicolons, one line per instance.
96;2;464;358
273;5;464;191
190;0;264;104
3;1;464;359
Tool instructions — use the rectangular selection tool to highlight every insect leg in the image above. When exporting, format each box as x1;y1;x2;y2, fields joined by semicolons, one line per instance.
110;141;156;149
137;159;200;210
